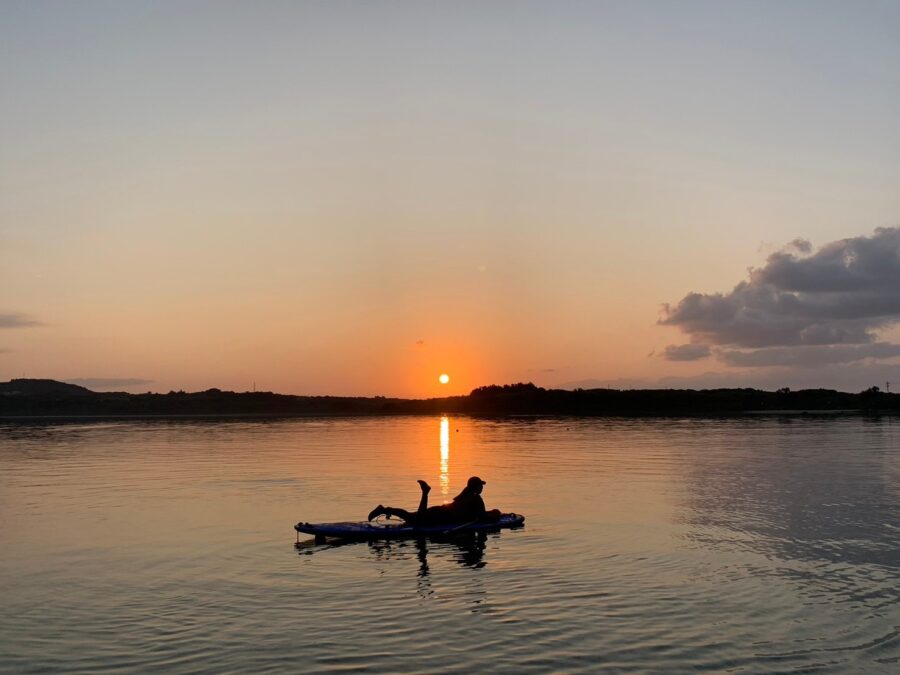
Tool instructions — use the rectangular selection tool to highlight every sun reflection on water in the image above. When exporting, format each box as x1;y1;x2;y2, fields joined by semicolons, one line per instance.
439;416;450;499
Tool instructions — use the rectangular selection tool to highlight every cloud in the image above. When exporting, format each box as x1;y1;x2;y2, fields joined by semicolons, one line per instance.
786;238;812;255
755;228;900;293
64;378;154;391
662;344;711;361
718;342;900;367
661;228;900;368
0;312;40;328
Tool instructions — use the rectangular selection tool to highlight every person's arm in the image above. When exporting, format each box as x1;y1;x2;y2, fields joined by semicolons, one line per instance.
474;495;487;520
484;509;502;522
477;496;503;522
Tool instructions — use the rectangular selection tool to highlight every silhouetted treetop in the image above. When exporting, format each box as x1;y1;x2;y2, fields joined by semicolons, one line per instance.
470;382;543;396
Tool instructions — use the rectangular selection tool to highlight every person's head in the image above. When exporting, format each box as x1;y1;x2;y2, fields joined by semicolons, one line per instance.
466;476;486;495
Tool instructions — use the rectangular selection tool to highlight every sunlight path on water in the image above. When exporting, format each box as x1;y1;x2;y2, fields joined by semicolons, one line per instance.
439;415;450;500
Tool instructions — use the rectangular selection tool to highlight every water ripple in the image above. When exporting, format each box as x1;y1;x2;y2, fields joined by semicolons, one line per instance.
2;416;900;672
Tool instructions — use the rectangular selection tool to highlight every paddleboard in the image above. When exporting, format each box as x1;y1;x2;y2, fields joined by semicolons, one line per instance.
295;513;525;542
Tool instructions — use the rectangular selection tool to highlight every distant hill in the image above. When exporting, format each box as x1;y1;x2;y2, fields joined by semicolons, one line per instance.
0;379;898;417
0;378;94;397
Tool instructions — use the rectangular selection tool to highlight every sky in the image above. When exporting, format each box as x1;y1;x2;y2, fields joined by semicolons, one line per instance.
2;0;900;397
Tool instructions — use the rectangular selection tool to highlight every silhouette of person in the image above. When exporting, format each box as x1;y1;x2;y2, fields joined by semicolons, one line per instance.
368;476;502;526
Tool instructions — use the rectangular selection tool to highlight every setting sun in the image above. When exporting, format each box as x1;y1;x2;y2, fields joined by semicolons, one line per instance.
438;374;450;385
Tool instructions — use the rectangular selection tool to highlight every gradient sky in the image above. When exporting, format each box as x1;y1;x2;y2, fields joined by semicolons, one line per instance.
2;1;900;396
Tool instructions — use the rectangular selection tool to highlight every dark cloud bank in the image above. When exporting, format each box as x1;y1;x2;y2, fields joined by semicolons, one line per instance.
662;344;711;362
658;227;900;387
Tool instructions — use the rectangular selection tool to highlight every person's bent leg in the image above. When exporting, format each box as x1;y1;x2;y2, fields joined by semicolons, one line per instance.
416;480;431;516
367;480;431;522
368;504;415;521
387;507;415;520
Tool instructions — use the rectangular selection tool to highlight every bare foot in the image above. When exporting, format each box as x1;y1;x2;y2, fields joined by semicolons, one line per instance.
417;479;431;494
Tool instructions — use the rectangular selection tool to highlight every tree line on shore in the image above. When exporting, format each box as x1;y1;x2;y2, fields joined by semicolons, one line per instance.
1;379;898;417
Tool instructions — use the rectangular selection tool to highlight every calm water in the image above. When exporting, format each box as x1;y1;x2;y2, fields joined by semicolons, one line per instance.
2;416;899;673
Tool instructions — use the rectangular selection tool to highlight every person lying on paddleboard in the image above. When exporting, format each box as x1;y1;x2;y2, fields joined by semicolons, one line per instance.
367;476;503;526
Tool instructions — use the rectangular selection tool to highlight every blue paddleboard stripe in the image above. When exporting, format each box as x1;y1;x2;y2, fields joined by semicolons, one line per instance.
295;513;525;538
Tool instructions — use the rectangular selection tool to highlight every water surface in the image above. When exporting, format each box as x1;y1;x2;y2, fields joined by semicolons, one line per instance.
2;416;899;672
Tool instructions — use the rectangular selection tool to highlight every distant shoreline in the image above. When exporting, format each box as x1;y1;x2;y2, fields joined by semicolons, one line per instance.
2;379;898;419
0;409;884;422
0;411;891;424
